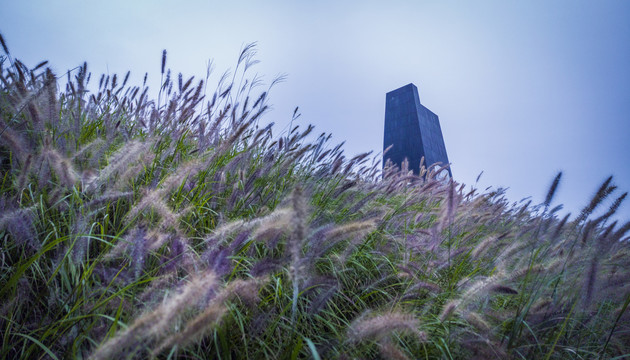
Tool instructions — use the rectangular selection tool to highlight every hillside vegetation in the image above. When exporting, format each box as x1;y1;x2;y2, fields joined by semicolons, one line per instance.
1;38;629;359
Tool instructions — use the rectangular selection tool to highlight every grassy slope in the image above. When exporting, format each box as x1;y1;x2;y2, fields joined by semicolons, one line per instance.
1;41;629;359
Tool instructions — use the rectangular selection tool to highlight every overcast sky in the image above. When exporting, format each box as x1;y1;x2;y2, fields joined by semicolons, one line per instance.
2;0;629;220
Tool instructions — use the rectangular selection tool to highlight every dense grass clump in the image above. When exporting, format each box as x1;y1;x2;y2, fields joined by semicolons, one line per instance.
1;36;629;359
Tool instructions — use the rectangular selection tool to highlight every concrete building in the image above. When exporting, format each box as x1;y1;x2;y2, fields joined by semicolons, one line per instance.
383;83;451;177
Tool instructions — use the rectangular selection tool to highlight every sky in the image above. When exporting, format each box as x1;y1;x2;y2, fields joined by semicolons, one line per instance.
1;0;629;221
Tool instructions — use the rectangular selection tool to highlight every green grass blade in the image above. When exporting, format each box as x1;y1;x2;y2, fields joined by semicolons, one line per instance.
14;333;60;360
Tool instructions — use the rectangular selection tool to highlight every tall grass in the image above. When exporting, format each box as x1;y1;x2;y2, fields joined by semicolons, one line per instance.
1;34;629;359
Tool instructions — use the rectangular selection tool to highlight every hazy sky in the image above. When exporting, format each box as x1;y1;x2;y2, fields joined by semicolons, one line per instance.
1;0;629;220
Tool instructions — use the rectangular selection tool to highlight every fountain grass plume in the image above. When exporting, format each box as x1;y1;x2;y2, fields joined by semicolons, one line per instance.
151;276;267;356
577;176;616;224
544;172;562;210
0;205;39;250
1;38;630;359
348;311;425;343
89;272;217;360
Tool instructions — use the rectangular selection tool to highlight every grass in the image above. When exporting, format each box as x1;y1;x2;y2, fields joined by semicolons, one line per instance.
1;34;629;359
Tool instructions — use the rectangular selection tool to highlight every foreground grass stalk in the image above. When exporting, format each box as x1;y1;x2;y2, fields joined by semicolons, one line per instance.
0;36;629;359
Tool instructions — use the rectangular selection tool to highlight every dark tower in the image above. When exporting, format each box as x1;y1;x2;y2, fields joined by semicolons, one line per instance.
383;83;451;177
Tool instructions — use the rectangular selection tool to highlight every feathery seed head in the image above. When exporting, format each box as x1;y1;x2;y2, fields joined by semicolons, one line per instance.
439;301;459;322
348;312;424;343
544;172;562;208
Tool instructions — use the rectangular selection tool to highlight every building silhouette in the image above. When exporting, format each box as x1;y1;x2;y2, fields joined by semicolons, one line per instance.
383;83;451;177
